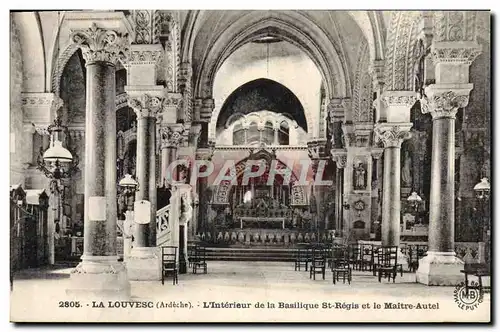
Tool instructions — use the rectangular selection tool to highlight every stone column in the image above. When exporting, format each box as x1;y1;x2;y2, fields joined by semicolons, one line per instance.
375;123;412;247
124;93;162;280
67;18;131;299
331;150;347;235
375;123;412;270
415;32;481;285
417;88;474;284
308;139;328;231
159;123;185;185
122;43;164;281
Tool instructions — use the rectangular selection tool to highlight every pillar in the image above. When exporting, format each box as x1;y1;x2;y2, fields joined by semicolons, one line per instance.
415;28;481;285
331;150;347;235
159;123;185;185
374;97;415;270
416;88;475;284
125;93;163;280
123;43;165;281
67;18;131;299
308;139;328;231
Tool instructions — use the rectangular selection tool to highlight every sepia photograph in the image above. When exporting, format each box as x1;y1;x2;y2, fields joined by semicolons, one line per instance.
8;8;492;323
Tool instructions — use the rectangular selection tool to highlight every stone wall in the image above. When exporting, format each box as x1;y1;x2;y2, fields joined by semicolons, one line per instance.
10;17;25;186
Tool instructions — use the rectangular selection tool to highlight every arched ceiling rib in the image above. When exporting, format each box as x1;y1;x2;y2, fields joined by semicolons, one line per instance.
189;11;352;100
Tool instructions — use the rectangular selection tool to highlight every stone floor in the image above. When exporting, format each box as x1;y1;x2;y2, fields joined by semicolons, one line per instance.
10;261;490;323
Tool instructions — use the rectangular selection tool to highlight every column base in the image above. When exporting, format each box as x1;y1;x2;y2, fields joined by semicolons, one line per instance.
416;251;464;286
66;256;130;300
126;247;161;281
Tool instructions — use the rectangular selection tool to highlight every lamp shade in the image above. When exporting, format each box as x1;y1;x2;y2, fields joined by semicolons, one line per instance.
43;140;73;163
474;178;490;192
119;174;138;188
407;192;423;203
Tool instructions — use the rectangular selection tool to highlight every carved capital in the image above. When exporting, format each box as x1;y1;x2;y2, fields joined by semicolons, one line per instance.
331;149;347;169
431;43;482;65
70;23;130;66
159;124;187;149
307;139;328;160
374;123;413;148
381;94;418;109
128;94;164;118
420;85;472;119
123;46;163;66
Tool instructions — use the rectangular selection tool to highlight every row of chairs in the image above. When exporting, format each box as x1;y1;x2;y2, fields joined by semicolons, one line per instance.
295;243;415;283
161;244;208;285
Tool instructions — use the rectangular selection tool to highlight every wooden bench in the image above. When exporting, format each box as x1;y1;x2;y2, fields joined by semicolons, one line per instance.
460;263;490;297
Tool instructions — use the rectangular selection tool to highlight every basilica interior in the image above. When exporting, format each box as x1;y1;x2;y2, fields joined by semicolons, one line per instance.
9;10;490;298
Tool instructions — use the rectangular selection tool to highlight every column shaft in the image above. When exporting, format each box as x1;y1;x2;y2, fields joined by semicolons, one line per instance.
428;117;455;252
134;116;156;247
161;146;177;184
381;147;401;247
83;62;117;257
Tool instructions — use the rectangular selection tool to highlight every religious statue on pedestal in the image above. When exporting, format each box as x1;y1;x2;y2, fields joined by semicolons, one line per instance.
353;161;367;190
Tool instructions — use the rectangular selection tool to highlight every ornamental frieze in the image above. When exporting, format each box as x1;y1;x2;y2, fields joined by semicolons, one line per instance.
431;45;482;65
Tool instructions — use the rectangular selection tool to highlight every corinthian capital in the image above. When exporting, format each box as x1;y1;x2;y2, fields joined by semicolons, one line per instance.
420;85;473;119
374;123;413;148
128;94;164;118
159;125;187;149
70;23;130;65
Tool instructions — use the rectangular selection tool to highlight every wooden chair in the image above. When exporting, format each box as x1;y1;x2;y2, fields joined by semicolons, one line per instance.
309;245;327;280
360;243;375;271
461;263;491;297
408;244;428;272
187;244;196;268
375;246;402;283
161;246;178;285
192;245;208;274
331;246;352;284
328;244;347;268
347;243;362;270
294;244;311;271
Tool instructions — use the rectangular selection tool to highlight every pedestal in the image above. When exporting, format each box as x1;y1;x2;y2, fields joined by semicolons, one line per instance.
416;251;464;286
126;247;161;281
66;256;130;300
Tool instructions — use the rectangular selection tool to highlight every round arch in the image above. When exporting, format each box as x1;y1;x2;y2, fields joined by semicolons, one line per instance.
190;12;351;102
214;78;308;133
383;11;421;91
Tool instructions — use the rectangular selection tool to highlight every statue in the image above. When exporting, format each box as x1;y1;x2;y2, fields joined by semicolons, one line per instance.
401;149;412;186
179;192;193;225
353;161;367;190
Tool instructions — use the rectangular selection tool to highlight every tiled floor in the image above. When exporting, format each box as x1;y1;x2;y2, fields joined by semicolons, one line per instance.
10;261;491;323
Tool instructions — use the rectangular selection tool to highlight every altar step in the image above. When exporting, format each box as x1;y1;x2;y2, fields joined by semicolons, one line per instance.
203;247;297;262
